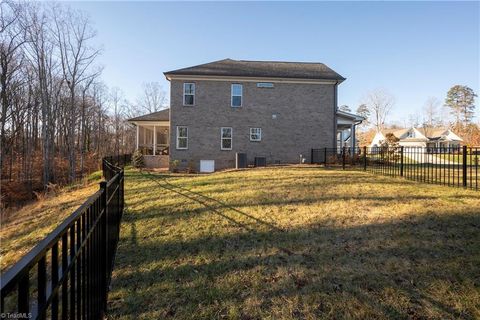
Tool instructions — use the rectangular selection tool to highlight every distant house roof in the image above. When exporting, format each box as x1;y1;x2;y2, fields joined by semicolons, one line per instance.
164;59;345;81
416;127;449;138
128;108;169;122
381;128;409;138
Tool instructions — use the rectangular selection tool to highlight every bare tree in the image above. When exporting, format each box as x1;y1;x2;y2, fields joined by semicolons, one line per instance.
408;113;421;128
136;81;167;114
52;6;102;182
110;87;125;157
0;1;26;177
421;97;441;136
20;2;60;187
0;1;139;207
362;88;395;132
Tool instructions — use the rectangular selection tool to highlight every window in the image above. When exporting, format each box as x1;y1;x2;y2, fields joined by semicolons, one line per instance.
250;128;262;141
231;84;242;107
183;83;195;106
407;131;414;138
176;126;188;149
221;127;232;150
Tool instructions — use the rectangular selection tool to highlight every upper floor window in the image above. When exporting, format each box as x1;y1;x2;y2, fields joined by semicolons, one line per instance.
183;83;195;106
176;126;188;149
250;128;262;141
231;84;242;107
221;127;232;150
407;131;414;138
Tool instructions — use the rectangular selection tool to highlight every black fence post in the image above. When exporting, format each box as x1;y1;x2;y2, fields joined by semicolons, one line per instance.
342;146;346;170
363;146;367;171
99;181;108;314
310;149;314;164
324;147;327;166
400;146;404;177
462;145;467;188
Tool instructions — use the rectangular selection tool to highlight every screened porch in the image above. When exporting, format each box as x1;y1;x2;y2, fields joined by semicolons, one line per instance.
136;124;170;156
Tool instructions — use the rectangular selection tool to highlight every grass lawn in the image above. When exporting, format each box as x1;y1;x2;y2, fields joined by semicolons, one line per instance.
108;166;480;319
436;153;479;165
0;171;103;271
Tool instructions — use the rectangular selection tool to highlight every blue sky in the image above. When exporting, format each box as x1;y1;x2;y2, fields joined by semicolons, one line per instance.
71;1;479;124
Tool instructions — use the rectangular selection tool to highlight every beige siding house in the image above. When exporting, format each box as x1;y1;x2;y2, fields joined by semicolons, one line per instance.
129;59;363;171
370;127;463;151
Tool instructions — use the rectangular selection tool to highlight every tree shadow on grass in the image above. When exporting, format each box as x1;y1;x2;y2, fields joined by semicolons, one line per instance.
109;171;480;319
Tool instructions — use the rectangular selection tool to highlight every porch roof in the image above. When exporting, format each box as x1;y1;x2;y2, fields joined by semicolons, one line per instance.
336;110;365;122
128;108;170;122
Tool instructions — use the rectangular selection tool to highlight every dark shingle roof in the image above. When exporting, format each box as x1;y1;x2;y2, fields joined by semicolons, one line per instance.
164;59;345;81
128;108;169;122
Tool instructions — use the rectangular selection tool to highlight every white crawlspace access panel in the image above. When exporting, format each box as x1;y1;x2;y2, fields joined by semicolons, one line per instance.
200;160;215;173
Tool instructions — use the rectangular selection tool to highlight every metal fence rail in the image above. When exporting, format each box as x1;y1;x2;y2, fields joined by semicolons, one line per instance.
311;146;479;191
0;154;131;319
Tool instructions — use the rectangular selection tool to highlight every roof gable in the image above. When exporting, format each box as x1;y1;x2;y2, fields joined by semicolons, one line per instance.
164;59;345;81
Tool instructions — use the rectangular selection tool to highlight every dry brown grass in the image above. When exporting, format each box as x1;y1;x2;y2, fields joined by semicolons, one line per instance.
107;166;480;319
0;171;103;271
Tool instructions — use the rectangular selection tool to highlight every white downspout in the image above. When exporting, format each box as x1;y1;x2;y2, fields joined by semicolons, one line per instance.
351;124;355;151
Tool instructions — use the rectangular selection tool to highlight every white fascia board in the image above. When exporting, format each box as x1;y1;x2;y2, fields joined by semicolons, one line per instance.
128;121;170;127
445;130;463;141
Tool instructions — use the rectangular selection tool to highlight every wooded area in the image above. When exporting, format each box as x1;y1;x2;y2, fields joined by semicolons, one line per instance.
0;1;145;207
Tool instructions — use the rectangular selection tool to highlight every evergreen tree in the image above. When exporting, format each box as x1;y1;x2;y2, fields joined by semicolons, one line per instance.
445;85;477;125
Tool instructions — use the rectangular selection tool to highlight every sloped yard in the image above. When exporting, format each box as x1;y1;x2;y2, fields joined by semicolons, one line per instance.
107;166;480;319
0;172;103;271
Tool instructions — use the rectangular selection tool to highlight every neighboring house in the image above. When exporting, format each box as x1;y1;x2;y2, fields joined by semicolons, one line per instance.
128;59;364;171
370;127;463;151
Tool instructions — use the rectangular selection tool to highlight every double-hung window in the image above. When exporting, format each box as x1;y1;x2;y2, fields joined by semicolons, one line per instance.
176;126;188;149
221;127;232;150
231;84;242;107
183;83;195;106
250;128;262;141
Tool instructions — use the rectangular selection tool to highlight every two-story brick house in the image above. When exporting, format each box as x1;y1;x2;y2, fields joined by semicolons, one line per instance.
128;59;363;171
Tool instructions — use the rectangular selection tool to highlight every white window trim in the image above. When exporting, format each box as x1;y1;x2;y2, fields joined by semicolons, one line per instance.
183;83;195;106
176;126;188;150
231;84;242;108
250;128;262;142
221;127;233;150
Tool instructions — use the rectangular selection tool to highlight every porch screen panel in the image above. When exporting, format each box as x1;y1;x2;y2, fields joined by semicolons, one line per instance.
155;126;169;155
140;126;154;155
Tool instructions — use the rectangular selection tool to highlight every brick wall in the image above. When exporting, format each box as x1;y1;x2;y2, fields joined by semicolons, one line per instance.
169;79;336;171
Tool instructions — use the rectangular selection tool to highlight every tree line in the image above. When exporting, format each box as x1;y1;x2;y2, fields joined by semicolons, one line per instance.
0;1;167;206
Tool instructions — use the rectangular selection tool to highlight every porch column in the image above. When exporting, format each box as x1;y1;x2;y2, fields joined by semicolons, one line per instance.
351;124;356;151
153;125;157;155
136;125;139;150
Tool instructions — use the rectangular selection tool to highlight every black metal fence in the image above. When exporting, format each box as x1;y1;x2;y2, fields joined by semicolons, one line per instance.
311;146;479;191
1;154;131;319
